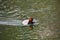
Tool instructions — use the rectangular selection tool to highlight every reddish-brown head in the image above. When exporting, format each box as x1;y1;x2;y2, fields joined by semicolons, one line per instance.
29;17;33;22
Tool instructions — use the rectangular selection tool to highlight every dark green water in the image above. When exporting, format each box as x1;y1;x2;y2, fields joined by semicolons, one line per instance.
0;0;60;40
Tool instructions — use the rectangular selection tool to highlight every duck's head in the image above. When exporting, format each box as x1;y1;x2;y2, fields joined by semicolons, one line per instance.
29;17;33;22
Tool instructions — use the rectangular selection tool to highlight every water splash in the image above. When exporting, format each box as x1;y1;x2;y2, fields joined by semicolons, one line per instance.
0;20;23;26
0;19;39;26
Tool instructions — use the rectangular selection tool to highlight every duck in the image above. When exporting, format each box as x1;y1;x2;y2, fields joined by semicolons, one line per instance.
22;17;34;30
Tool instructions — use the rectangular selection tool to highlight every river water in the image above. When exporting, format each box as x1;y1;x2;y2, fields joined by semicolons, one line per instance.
0;0;60;40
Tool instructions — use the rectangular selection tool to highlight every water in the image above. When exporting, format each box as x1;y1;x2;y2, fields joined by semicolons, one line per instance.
0;0;60;40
